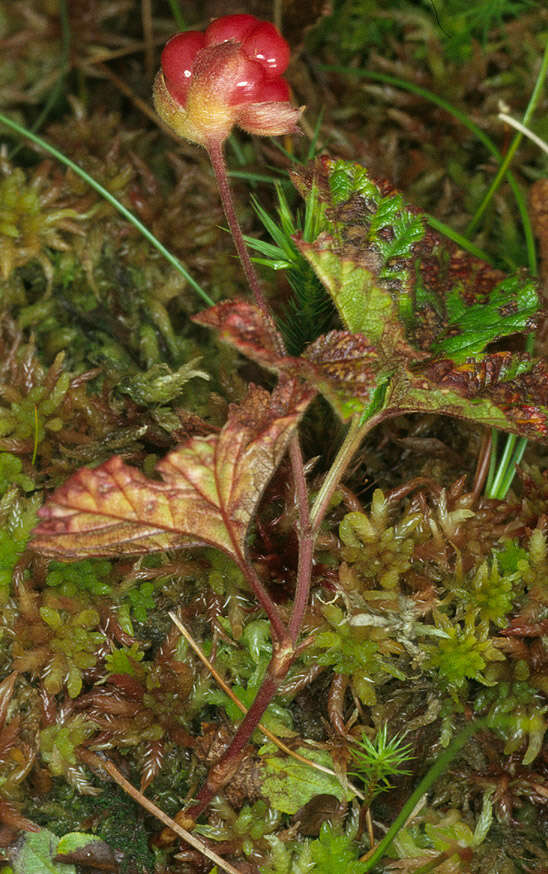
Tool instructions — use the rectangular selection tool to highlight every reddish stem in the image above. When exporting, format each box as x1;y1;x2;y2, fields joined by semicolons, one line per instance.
185;638;294;819
207;135;314;643
207;138;282;350
192;135;338;821
471;430;492;505
233;547;287;642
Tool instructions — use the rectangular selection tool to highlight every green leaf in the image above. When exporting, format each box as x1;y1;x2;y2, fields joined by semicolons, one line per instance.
295;240;400;342
11;829;76;874
310;823;367;874
260;744;353;814
54;832;116;870
196;158;548;442
429;274;539;361
294;159;540;355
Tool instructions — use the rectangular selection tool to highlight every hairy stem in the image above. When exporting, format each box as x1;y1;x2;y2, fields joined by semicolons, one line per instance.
207;136;314;643
207;138;280;343
185;638;295;819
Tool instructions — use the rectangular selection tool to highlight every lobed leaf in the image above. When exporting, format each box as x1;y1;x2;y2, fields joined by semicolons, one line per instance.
391;352;548;439
32;381;313;560
196;158;547;441
293;157;538;357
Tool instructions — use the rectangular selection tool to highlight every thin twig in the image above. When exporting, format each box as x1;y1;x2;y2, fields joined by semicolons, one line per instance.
94;755;244;874
366;808;375;851
169;612;365;799
498;112;548;156
471;430;492;504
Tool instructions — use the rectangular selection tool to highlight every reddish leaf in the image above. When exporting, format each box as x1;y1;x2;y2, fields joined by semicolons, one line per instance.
196;159;548;440
388;352;548;439
0;671;18;729
194;298;280;368
0;799;39;833
140;739;165;792
32;381;313;560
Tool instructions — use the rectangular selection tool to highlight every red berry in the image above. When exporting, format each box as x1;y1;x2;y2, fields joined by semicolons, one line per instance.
161;31;205;105
204;14;258;46
256;78;290;102
242;22;290;78
226;57;266;105
154;16;300;144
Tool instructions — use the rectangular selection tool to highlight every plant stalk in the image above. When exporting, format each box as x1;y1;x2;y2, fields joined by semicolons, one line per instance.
198;138;381;822
233;547;287;642
287;436;313;643
310;413;382;533
206;137;316;640
207;138;281;346
185;638;295;819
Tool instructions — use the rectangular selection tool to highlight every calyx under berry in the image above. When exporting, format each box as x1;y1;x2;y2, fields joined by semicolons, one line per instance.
153;14;301;146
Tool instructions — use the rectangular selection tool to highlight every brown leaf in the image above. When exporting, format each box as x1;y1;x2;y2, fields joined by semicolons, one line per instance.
0;799;39;833
0;671;18;729
32;381;313;560
54;837;119;871
140;739;165;792
193;299;280;367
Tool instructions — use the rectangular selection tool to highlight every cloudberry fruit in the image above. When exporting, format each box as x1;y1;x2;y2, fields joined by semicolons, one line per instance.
153;15;300;146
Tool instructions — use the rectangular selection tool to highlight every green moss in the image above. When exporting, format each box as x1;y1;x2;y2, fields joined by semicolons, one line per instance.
496;538;529;573
309;603;404;705
424;610;506;696
339;491;420;591
0;488;40;605
392;798;494;869
310;823;367;874
197;799;281;858
449;558;518;627
475;680;547;765
0;350;69;449
105;643;146;676
0;453;34;494
0;161;83;284
40;715;96;781
46;558;113;597
517;528;547;590
13;592;104;698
